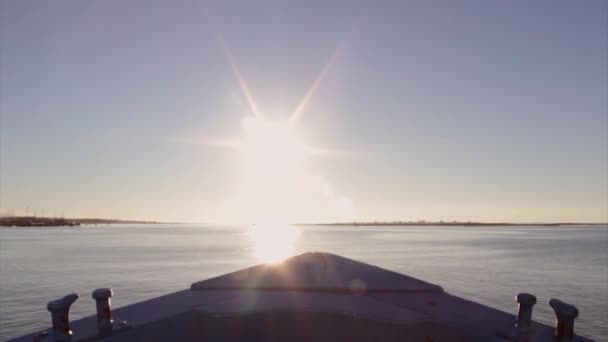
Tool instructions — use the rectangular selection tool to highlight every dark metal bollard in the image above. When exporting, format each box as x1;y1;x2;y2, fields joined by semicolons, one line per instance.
515;293;537;334
92;288;114;337
549;299;579;341
46;293;79;341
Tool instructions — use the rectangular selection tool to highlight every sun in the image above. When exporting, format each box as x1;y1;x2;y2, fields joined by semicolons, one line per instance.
216;114;354;225
240;116;308;182
226;115;313;225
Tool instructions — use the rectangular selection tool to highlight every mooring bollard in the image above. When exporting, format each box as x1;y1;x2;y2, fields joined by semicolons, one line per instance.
515;293;537;334
549;299;579;341
46;293;78;342
92;288;114;337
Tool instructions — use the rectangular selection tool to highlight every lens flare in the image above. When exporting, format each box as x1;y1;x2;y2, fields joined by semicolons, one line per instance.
216;33;262;118
289;42;344;125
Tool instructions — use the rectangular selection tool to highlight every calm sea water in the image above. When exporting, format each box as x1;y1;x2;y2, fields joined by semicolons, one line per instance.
0;224;606;341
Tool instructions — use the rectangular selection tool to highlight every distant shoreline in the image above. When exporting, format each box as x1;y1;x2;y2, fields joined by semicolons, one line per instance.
0;216;161;227
1;216;605;227
299;222;607;227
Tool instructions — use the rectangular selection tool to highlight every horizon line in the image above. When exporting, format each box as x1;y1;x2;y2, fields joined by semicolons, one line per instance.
1;215;606;226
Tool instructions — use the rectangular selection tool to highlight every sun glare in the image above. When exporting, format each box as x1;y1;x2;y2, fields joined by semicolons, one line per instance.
226;115;355;224
205;35;356;225
229;115;313;224
245;223;300;263
241;116;307;179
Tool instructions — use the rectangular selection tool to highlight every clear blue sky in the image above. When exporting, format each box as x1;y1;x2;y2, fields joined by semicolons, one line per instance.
1;0;606;223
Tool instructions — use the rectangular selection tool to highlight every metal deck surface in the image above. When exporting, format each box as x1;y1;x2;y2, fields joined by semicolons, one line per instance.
10;252;593;341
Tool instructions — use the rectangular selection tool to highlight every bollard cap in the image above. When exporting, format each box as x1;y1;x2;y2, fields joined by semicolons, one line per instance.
516;293;537;306
549;299;579;319
47;293;79;312
92;288;113;300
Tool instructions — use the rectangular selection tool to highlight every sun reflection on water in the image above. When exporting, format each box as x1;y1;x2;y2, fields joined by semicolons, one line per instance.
245;224;300;263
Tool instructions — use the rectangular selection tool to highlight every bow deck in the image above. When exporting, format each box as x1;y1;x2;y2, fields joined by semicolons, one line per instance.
10;252;594;341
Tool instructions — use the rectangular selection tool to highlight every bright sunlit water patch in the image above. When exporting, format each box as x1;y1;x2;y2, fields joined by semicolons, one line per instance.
245;223;301;263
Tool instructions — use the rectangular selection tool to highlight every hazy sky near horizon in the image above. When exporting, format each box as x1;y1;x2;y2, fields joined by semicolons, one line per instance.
1;0;607;223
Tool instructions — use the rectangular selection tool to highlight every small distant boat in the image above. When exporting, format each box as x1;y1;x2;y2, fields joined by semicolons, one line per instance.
12;252;591;341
